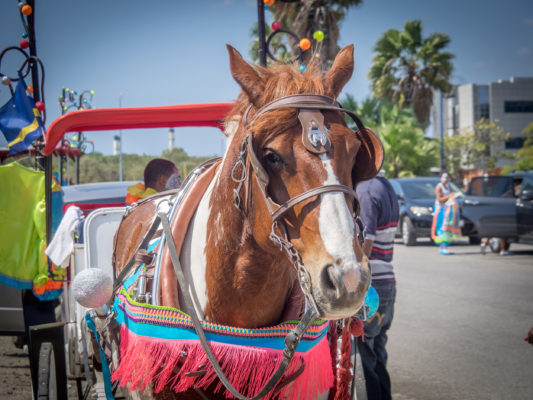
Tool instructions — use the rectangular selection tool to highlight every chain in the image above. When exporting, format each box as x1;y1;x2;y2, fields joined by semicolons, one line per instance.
269;222;318;313
231;137;249;209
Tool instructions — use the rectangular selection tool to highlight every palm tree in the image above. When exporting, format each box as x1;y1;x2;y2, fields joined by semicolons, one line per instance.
368;20;454;124
258;0;363;66
377;108;438;177
342;95;439;177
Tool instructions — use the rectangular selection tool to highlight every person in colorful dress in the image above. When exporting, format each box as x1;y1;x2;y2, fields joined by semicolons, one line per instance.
431;172;461;255
125;158;181;205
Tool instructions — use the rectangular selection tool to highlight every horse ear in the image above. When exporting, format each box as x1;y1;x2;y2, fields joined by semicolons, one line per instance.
227;44;265;106
323;44;354;99
352;127;384;185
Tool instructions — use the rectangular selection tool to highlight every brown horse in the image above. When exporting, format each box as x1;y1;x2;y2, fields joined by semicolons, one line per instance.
112;44;383;398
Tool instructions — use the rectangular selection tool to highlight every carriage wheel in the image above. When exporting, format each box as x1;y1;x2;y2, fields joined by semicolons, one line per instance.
37;342;57;399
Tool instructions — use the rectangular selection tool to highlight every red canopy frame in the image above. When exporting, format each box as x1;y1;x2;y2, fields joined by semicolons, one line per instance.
42;102;234;156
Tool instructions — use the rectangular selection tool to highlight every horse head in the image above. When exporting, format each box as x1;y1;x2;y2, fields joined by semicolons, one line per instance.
200;45;383;327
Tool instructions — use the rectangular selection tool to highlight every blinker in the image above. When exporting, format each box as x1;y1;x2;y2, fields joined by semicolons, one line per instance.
298;109;330;154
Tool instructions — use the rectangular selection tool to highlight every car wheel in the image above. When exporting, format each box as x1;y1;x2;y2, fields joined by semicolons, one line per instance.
469;236;481;245
401;217;417;246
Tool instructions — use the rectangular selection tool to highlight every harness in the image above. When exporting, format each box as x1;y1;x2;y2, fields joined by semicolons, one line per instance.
162;94;379;399
107;94;381;399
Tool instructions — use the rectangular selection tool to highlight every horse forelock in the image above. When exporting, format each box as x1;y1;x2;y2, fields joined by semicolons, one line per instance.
227;61;327;139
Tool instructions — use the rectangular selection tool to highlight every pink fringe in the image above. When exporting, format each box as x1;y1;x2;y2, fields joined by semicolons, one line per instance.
112;325;333;399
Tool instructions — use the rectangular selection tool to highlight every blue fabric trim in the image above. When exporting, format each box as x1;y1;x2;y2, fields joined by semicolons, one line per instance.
0;274;32;289
114;300;326;353
85;313;115;400
122;239;160;290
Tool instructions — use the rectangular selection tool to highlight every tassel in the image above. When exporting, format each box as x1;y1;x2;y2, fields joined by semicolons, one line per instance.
334;320;353;400
112;324;333;400
349;317;364;339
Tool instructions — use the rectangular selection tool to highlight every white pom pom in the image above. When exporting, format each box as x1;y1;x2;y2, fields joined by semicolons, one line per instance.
72;268;113;308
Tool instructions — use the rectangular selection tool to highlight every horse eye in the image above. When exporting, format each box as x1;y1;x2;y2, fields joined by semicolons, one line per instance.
264;150;283;165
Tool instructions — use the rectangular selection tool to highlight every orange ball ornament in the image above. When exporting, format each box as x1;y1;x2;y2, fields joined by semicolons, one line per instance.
299;38;311;51
21;5;32;16
264;0;275;5
27;85;34;93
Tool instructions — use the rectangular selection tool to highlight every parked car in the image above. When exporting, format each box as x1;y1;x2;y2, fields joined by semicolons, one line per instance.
389;177;462;246
461;172;533;246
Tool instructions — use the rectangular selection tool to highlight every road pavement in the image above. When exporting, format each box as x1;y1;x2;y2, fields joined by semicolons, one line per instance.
388;239;533;400
0;239;531;399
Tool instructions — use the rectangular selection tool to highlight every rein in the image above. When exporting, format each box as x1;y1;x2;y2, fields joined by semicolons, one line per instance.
158;209;319;400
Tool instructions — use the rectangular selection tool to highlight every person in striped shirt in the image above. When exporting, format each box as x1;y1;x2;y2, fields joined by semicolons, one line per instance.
355;171;399;400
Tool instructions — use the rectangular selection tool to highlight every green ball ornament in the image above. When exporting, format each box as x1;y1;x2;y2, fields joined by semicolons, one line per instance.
313;30;324;42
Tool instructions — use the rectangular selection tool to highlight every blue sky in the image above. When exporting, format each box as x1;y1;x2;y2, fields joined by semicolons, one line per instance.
1;0;532;157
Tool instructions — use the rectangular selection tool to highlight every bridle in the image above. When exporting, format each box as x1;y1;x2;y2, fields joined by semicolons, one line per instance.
231;94;376;309
157;94;380;400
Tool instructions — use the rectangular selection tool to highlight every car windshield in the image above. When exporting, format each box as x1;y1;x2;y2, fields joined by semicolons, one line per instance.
401;180;461;199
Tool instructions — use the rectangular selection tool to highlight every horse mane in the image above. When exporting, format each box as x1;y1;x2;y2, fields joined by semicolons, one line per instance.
226;59;329;142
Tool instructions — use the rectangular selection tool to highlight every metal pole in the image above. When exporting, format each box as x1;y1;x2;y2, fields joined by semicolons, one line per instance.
440;91;446;172
75;133;81;184
119;92;123;181
257;0;267;67
27;0;52;243
24;5;62;399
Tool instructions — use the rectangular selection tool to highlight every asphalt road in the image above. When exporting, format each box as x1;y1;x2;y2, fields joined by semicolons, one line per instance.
0;239;531;399
387;239;533;400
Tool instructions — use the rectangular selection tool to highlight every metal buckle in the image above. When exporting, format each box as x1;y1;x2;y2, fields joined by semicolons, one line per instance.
308;120;329;149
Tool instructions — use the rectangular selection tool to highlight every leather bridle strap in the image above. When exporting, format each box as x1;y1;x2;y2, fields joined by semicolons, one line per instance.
271;184;358;222
243;134;360;223
243;94;366;132
158;210;319;400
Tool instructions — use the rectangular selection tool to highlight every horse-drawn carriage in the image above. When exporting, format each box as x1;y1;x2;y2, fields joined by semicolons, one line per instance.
40;45;383;400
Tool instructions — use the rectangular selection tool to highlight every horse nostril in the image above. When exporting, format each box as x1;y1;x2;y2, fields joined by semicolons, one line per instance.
325;264;343;298
323;263;361;299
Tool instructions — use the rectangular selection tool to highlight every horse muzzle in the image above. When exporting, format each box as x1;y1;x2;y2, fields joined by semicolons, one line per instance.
315;258;371;319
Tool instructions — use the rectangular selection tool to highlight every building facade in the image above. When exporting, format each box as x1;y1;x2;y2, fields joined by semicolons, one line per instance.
432;77;533;164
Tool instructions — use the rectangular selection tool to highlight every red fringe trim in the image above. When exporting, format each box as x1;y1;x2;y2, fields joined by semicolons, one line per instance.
112;324;333;399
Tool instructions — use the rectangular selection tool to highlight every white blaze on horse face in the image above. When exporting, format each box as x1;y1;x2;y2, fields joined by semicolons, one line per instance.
318;154;359;292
